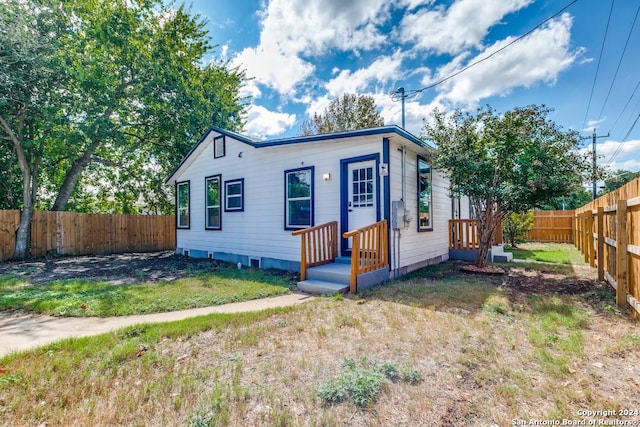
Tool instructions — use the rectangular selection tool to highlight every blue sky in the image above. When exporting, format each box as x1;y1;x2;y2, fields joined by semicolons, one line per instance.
187;0;640;175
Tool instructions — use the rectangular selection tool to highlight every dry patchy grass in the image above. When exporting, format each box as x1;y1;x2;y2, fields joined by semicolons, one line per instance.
0;262;638;426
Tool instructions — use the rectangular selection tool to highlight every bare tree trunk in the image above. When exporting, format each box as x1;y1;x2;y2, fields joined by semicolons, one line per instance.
51;141;99;211
473;197;506;268
1;113;33;259
12;148;38;259
13;202;33;260
475;221;493;268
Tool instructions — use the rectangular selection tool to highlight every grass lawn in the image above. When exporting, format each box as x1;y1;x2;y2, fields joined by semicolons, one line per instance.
1;257;638;426
0;265;294;317
504;242;585;264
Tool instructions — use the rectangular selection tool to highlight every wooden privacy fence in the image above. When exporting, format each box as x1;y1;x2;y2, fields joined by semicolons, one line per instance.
525;210;574;243
575;178;640;318
0;210;176;261
449;211;574;250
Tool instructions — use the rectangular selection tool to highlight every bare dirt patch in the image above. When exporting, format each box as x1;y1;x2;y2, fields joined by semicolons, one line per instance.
460;264;506;275
0;251;223;284
505;263;610;300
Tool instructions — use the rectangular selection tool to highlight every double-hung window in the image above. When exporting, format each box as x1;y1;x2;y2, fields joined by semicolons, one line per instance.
224;179;244;212
417;156;433;231
285;167;314;229
176;181;190;228
205;175;222;230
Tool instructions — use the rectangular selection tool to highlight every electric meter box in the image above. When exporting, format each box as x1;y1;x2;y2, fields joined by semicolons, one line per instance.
391;200;405;230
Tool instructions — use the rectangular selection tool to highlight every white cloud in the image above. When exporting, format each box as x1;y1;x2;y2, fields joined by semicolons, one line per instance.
397;0;434;11
231;0;391;94
374;93;443;136
399;0;533;54
325;51;406;97
239;80;262;100
244;105;296;139
304;95;332;118
597;139;640;172
434;13;580;105
582;118;606;133
233;46;314;95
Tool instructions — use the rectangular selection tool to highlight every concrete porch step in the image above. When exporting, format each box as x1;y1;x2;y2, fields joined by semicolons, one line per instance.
491;244;513;262
297;279;349;295
306;262;351;285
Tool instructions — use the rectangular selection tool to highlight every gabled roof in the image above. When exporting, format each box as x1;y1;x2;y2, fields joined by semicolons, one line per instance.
165;125;431;184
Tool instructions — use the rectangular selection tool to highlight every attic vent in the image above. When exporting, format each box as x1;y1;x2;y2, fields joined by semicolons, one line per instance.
214;135;226;159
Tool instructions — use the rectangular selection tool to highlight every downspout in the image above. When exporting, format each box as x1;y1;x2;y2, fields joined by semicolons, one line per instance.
401;146;406;202
399;146;406;277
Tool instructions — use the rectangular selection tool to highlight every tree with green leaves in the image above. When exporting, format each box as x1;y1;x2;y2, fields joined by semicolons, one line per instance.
539;189;592;210
422;105;590;267
1;0;247;258
0;0;68;258
602;169;640;194
48;0;246;212
300;93;384;136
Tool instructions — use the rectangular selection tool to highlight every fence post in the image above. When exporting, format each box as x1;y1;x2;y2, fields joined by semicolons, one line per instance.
616;200;628;307
586;211;594;267
597;207;604;281
56;211;64;255
576;214;583;254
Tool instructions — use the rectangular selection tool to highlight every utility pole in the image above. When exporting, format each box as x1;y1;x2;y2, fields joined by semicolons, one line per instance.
392;87;406;129
390;86;419;129
581;128;609;200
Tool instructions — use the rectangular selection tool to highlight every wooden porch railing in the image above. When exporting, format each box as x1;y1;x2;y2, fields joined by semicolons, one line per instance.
343;220;389;294
449;219;502;250
291;221;338;281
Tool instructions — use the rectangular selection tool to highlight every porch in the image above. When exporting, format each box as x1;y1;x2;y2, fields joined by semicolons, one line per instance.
448;219;510;262
291;220;389;294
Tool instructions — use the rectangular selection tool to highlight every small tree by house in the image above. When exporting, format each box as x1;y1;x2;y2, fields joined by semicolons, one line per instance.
503;211;534;248
422;105;590;267
300;93;384;136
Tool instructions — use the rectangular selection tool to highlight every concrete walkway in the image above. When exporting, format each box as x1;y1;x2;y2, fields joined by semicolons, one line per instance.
0;293;314;358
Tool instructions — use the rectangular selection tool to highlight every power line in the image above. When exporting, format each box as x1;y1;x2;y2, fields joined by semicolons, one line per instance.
581;0;616;130
606;111;640;167
595;3;639;122
390;0;580;99
608;77;640;134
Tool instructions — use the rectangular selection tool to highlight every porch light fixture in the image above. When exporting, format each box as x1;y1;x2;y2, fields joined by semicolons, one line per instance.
322;173;331;181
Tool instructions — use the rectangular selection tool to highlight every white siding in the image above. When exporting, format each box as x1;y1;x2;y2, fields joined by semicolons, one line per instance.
387;140;451;272
171;130;385;264
170;129;456;273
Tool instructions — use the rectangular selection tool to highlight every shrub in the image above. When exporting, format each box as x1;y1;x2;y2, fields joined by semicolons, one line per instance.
317;358;422;408
503;211;534;248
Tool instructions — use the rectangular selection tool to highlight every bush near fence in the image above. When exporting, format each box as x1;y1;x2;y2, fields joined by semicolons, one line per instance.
575;177;640;318
0;210;176;261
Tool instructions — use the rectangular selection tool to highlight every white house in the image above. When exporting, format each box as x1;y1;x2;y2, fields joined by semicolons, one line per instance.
165;126;468;293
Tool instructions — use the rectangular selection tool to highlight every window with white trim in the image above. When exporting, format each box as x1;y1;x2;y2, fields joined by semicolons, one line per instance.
205;175;221;229
225;179;244;212
417;156;433;231
176;181;190;228
285;167;314;229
